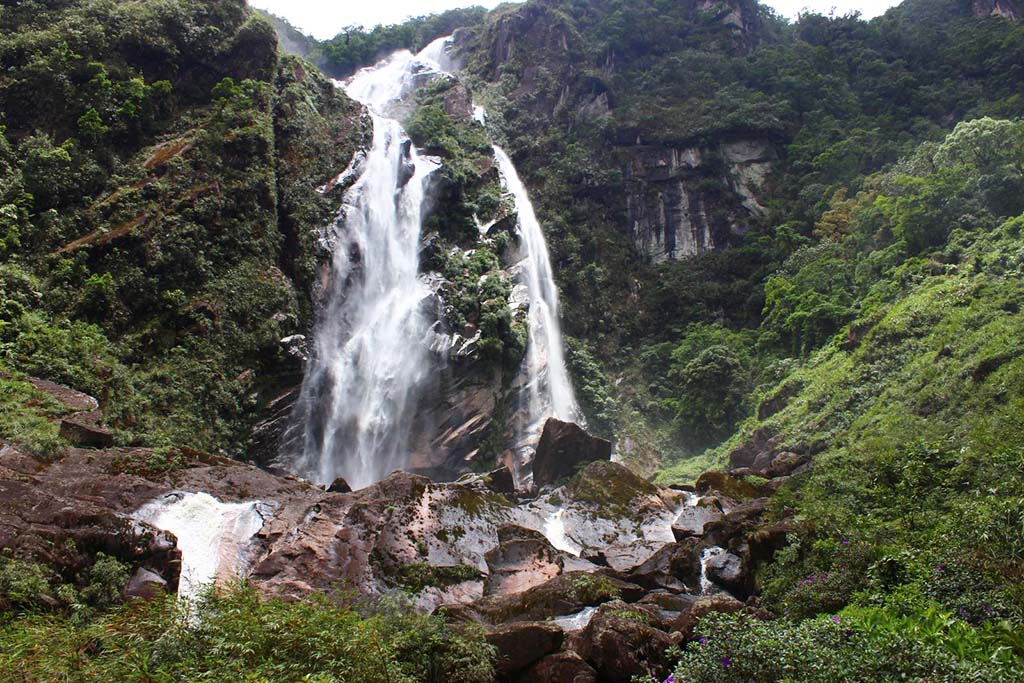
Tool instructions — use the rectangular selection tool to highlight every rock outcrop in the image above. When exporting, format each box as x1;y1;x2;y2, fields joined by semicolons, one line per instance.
972;0;1022;20
532;419;613;488
2;377;798;679
622;138;775;263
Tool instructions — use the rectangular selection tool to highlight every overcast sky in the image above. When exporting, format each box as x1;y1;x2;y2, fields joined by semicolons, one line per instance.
249;1;903;39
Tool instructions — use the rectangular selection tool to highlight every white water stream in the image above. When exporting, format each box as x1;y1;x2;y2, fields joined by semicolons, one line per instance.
286;43;447;489
135;492;265;600
286;36;578;489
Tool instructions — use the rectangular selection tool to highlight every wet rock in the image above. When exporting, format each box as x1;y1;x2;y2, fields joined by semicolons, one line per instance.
483;465;516;496
625;540;700;593
672;498;724;539
250;387;300;469
486;621;564;677
123;567;167;600
518;651;597;683
532;419;612;488
703;549;747;597
59;416;114;448
695;471;761;500
485;525;563;595
572;601;676;683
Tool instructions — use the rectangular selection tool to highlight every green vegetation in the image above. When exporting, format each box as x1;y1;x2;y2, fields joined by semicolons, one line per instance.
670;609;1022;682
0;368;67;457
315;7;488;78
0;584;495;683
0;0;364;457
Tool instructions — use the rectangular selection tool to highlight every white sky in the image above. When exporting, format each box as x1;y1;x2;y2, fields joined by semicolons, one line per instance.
248;1;902;40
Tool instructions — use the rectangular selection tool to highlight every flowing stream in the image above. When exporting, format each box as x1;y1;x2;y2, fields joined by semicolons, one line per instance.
135;492;265;600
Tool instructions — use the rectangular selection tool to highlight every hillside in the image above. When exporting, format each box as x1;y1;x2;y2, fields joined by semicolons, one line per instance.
1;1;1023;681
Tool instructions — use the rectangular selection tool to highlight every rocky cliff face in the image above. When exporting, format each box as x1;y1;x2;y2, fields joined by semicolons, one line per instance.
972;0;1023;19
622;139;774;262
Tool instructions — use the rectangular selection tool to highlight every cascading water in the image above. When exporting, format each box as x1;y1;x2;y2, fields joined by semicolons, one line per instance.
285;44;447;489
285;36;580;489
493;147;582;477
134;492;265;600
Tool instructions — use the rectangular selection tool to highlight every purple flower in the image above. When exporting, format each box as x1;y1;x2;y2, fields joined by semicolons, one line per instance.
699;637;708;645
663;676;676;683
832;616;842;623
841;539;849;546
936;565;943;572
722;657;732;668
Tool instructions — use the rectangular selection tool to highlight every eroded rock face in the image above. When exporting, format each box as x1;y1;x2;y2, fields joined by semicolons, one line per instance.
972;0;1022;20
622;139;774;264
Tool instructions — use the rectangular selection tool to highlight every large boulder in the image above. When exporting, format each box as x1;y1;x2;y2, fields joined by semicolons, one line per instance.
672;498;724;539
532;419;612;488
625;539;700;593
486;621;564;678
695;471;762;500
669;594;747;641
572;601;677;683
703;548;748;597
518;651;597;683
469;572;645;624
484;525;564;595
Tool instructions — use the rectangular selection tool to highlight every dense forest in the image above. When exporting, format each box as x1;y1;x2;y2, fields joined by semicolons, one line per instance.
2;0;1023;681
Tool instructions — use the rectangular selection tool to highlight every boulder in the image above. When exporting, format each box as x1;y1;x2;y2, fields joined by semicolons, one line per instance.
703;498;769;547
625;540;700;593
694;471;761;500
764;452;810;478
572;601;676;683
518;651;597;683
532;419;611;488
123;567;167;601
671;498;724;539
59;416;114;448
470;572;645;624
726;427;778;469
485;525;563;595
486;621;564;677
669;594;746;641
703;549;748;597
326;476;351;493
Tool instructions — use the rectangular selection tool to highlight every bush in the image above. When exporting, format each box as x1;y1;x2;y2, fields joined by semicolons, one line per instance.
0;584;496;683
668;611;1021;683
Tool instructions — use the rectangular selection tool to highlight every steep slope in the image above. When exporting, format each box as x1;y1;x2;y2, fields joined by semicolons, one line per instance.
0;0;366;455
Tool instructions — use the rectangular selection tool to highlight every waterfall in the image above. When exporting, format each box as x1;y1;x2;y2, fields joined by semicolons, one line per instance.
284;36;580;489
493;147;582;476
285;44;446;489
135;492;265;600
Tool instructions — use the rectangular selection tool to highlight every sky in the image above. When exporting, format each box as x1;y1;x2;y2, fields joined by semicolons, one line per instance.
249;1;903;39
